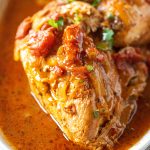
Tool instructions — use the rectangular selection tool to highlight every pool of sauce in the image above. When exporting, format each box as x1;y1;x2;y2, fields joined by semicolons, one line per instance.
0;0;150;150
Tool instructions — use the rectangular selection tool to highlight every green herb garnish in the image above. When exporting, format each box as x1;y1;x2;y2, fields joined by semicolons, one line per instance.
79;79;85;83
92;0;101;7
67;0;75;3
93;110;99;118
48;19;58;28
106;13;115;20
74;13;82;24
97;28;114;50
96;41;110;51
48;17;64;29
86;65;94;72
102;28;114;41
56;17;64;27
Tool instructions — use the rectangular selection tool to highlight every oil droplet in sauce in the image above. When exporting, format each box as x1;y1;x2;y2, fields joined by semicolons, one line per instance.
0;0;150;150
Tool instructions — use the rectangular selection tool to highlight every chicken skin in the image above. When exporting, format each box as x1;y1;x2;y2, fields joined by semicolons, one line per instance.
14;1;149;149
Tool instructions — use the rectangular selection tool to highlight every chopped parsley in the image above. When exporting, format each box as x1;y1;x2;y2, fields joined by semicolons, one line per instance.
106;13;115;20
74;13;82;24
92;0;101;7
86;65;94;72
97;28;114;51
48;19;58;28
93;110;99;118
102;28;114;42
48;17;64;29
96;41;110;51
79;79;85;83
67;0;75;3
56;17;64;27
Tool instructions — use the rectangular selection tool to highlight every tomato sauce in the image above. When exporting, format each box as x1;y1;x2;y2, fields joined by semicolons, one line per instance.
0;0;150;150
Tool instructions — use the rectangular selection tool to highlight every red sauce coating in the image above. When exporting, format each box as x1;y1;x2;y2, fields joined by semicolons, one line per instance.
29;28;55;57
61;25;84;66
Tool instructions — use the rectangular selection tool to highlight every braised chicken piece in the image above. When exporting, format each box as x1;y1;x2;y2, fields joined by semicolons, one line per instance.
57;0;150;47
14;1;148;149
96;0;150;47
